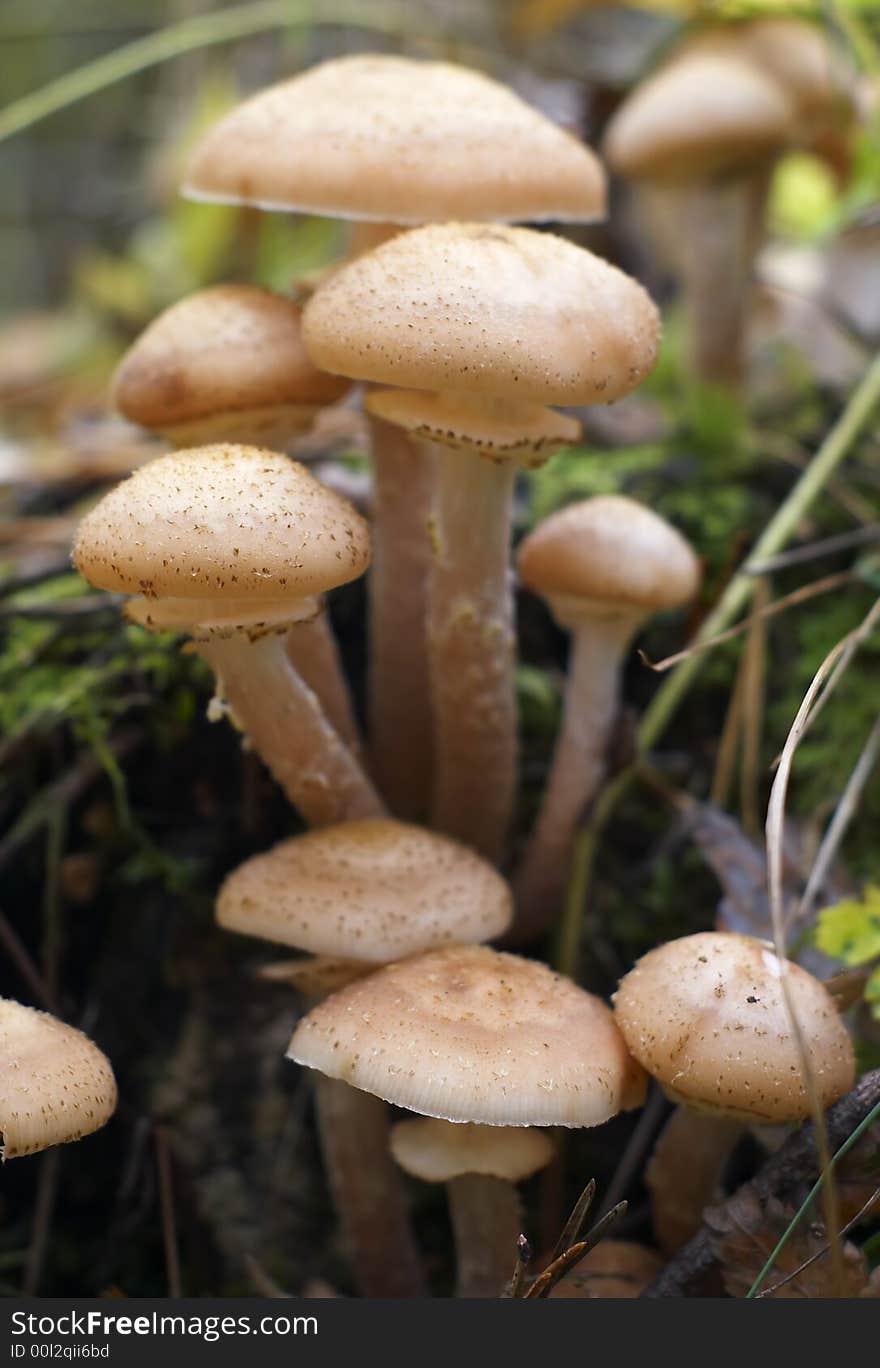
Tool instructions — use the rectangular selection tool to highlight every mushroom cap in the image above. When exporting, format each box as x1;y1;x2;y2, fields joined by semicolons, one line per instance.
613;932;856;1122
705;19;853;126
516;495;700;615
365;389;581;466
72;444;370;603
603;50;795;183
217;818;512;962
0;998;117;1159
390;1117;555;1183
258;956;376;1001
303;223;661;407
288;944;647;1126
112;285;348;435
183;54;605;225
549;1240;662;1298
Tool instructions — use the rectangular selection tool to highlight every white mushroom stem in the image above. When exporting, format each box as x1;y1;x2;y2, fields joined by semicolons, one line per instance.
367;416;435;820
447;1173;522;1298
674;169;772;393
427;444;517;861
646;1107;744;1254
198;631;384;827
285;606;363;758
512;609;640;942
314;1076;426;1297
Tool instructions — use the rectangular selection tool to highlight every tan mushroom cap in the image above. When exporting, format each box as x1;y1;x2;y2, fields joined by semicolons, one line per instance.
183;54;605;225
516;495;701;616
603;50;795;183
549;1240;662;1298
390;1117;555;1184
72;444;370;609
217;818;512;962
112;286;348;442
303;223;660;407
613;932;856;1122
365;389;581;467
288;944;647;1127
0;998;117;1159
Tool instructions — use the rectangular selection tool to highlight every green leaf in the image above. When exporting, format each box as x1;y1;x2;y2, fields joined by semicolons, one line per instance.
814;886;880;966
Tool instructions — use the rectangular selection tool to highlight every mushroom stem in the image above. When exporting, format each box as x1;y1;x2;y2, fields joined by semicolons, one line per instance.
428;446;517;860
198;631;384;827
676;170;771;394
646;1107;743;1254
367;416;435;819
447;1173;522;1298
285;607;363;758
313;1075;426;1297
511;614;635;942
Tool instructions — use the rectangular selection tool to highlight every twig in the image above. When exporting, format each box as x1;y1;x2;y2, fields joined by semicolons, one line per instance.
548;1178;596;1264
746;524;880;575
644;1068;880;1296
596;1083;669;1221
756;1183;880;1298
525;1202;628;1298
154;1125;182;1298
22;1149;61;1295
0;906;58;1012
740;577;769;837
503;1235;532;1298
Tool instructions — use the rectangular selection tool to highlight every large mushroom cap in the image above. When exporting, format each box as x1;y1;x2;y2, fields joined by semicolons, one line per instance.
0;998;117;1159
603;50;795;183
391;1117;555;1183
516;495;701;614
303;223;660;407
217;818;512;962
112;285;348;437
183;54;605;224
72;444;370;604
613;932;855;1122
288;944;647;1127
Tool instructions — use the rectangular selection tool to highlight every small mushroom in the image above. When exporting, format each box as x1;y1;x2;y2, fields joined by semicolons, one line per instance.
512;496;700;939
1;998;116;1159
390;1117;555;1297
304;225;660;859
72;444;382;827
111;285;360;754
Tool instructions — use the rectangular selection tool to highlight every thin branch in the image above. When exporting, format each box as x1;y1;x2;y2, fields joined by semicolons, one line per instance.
746;524;880;575
549;1178;596;1264
154;1125;182;1298
756;1183;880;1298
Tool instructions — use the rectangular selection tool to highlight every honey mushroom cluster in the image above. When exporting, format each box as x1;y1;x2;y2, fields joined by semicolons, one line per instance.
56;36;865;1300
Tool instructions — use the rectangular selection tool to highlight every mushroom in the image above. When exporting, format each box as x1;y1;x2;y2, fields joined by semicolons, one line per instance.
303;224;661;859
218;818;512;1297
289;944;646;1295
111;285;361;753
72;443;382;827
603;20;855;393
390;1117;555;1297
1;998;116;1159
614;932;856;1250
548;1240;662;1298
512;496;700;940
184;54;607;822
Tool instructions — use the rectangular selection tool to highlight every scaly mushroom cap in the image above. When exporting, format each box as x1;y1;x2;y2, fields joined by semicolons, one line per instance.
613;932;856;1122
217;818;512;962
365;389;580;467
303;223;660;407
603;50;795;183
516;495;700;616
112;285;348;441
390;1117;555;1183
183;54;605;224
0;998;117;1159
288;944;647;1126
549;1240;663;1298
72;444;370;612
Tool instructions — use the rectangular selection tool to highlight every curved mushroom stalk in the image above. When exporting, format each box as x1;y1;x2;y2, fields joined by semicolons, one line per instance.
199;630;382;828
646;1106;744;1254
285;607;363;758
367;416;435;820
448;1173;523;1298
512;610;638;941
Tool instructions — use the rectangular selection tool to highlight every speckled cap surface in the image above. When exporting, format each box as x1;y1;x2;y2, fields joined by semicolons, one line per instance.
516;495;700;612
288;944;647;1126
390;1116;555;1183
303;223;660;406
365;389;580;465
183;54;605;224
217;818;512;961
613;932;855;1121
603;51;795;182
72;444;370;602
0;998;117;1159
